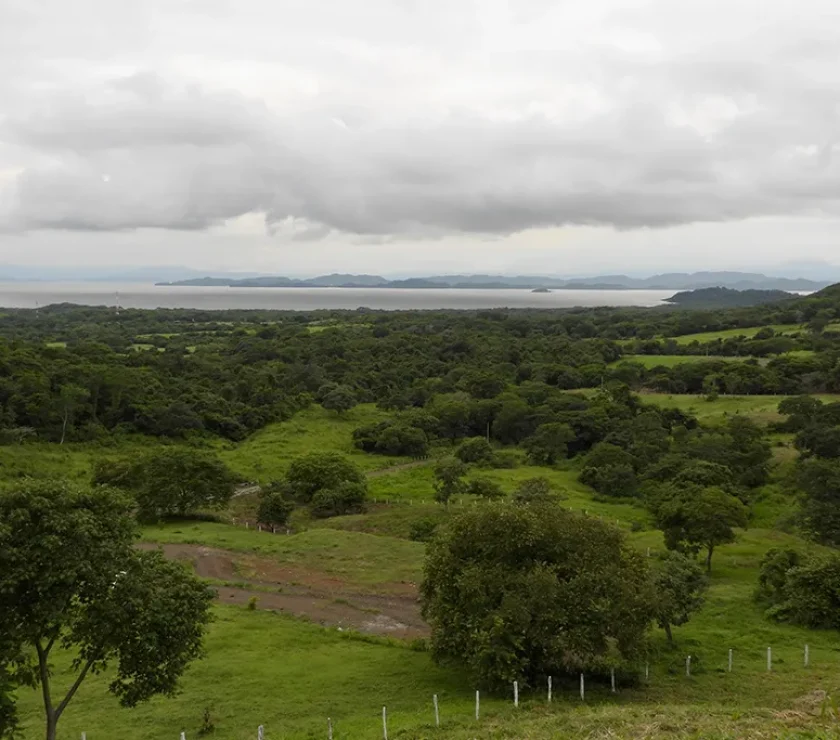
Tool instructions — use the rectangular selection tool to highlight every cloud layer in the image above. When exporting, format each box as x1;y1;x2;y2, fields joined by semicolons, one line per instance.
2;0;840;243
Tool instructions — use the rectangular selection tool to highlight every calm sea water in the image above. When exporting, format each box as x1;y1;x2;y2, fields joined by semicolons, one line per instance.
0;282;674;311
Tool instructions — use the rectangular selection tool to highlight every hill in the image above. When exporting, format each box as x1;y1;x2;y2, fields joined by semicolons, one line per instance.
664;286;795;308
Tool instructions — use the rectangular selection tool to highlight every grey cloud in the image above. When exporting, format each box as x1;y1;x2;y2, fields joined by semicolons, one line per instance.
4;1;840;240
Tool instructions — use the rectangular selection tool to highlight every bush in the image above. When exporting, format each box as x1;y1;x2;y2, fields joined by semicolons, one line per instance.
285;453;366;503
310;482;367;518
579;443;639;497
456;437;495;465
466;477;505;500
489;450;519;469
513;477;558;504
409;517;439;542
256;492;295;528
421;502;654;689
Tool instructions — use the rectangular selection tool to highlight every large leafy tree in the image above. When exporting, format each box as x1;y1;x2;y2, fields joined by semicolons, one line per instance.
651;552;707;642
284;452;366;502
796;458;840;545
95;449;237;522
433;458;468;506
654;486;749;571
522;422;574;465
421;502;654;688
0;480;215;740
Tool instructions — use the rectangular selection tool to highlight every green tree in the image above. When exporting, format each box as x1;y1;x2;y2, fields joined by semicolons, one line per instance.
433;458;468;506
321;385;358;415
522;422;574;465
651;552;707;642
310;481;367;518
655;486;749;571
796;458;840;545
285;452;366;503
103;449;237;522
579;443;638;497
456;436;494;465
421;502;654;688
257;491;295;528
57;384;89;445
466;477;505;500
0;480;214;740
513;476;558;504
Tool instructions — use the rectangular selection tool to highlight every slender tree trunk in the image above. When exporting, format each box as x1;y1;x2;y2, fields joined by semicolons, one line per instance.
60;410;68;445
664;622;673;643
36;641;56;740
706;545;714;572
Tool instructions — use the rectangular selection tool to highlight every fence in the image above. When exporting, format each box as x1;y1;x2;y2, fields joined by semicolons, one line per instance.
73;642;829;739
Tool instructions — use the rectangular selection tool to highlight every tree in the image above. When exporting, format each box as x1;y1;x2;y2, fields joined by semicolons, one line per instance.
796;458;840;545
655;486;749;571
310;481;367;518
467;477;505;500
285;452;366;503
321;385;358;415
433;458;468;506
421;502;654;688
579;443;638;497
102;449;237;522
0;480;214;740
651;552;707;642
257;491;295;528
456;436;494;465
522;422;574;465
513;476;558;504
55;384;90;445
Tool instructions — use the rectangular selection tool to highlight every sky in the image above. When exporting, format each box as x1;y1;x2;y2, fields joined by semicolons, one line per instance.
2;0;840;277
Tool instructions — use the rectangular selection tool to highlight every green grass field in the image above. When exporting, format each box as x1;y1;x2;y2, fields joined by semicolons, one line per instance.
669;324;803;344
14;394;840;739
638;393;840;425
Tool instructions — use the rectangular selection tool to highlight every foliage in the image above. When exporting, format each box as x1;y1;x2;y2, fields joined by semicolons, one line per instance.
455;437;495;465
420;502;654;689
284;453;366;503
0;479;214;740
310;482;367;518
433;458;468;506
409;517;439;542
466;477;505;500
522;422;574;465
321;385;358;415
579;443;639;497
256;492;295;528
100;449;237;522
758;549;840;629
796;458;840;545
512;477;558;504
651;552;707;642
653;485;749;571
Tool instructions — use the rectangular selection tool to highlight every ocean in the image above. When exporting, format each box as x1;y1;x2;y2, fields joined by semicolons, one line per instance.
0;282;674;311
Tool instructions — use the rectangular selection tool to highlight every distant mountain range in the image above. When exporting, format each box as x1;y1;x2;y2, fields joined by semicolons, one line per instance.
157;271;830;291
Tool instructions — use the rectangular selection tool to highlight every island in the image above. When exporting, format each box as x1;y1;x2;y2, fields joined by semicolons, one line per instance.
664;286;795;309
531;287;551;293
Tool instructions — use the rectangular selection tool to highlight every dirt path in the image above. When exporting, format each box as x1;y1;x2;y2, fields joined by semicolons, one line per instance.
140;543;427;639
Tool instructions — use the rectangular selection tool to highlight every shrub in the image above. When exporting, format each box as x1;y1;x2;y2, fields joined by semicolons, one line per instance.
285;453;366;503
456;437;495;465
409;517;439;542
310;482;367;518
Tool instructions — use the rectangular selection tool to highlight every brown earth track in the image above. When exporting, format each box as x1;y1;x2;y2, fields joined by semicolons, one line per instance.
139;542;428;639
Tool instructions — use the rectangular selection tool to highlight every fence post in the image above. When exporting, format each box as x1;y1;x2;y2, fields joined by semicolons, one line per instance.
728;648;733;673
382;706;388;740
580;673;585;701
82;734;86;740
258;726;264;740
767;647;772;672
433;694;440;727
548;675;552;703
180;734;186;740
328;718;333;740
645;662;649;681
513;680;519;707
685;655;691;677
805;644;810;668
611;667;616;693
475;690;480;720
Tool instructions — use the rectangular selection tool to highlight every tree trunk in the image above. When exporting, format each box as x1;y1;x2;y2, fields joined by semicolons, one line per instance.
706;545;714;572
664;622;673;643
60;409;68;445
46;711;58;740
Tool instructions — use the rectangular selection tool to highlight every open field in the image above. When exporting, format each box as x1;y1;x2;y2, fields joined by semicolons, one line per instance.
669;324;804;344
13;393;840;739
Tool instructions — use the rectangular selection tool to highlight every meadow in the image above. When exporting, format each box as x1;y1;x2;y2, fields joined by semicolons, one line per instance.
12;396;840;739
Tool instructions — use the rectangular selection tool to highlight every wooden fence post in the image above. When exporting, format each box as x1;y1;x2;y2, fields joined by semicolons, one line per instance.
580;673;585;701
728;648;733;672
805;644;810;668
548;675;552;703
514;680;519;707
611;667;616;693
328;717;333;740
767;647;772;672
475;690;480;720
382;706;388;740
433;694;440;727
685;655;691;677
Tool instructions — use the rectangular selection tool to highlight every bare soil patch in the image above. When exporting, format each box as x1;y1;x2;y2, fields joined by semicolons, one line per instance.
139;542;427;639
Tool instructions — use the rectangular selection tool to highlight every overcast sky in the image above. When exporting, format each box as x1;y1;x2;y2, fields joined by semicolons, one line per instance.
2;0;840;276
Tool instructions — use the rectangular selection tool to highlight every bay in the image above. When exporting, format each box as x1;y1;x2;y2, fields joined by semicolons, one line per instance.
0;282;674;311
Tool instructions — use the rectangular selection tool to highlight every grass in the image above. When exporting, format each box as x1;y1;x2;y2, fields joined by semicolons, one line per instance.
638;393;840;425
141;522;423;589
670;324;803;344
217;404;409;484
